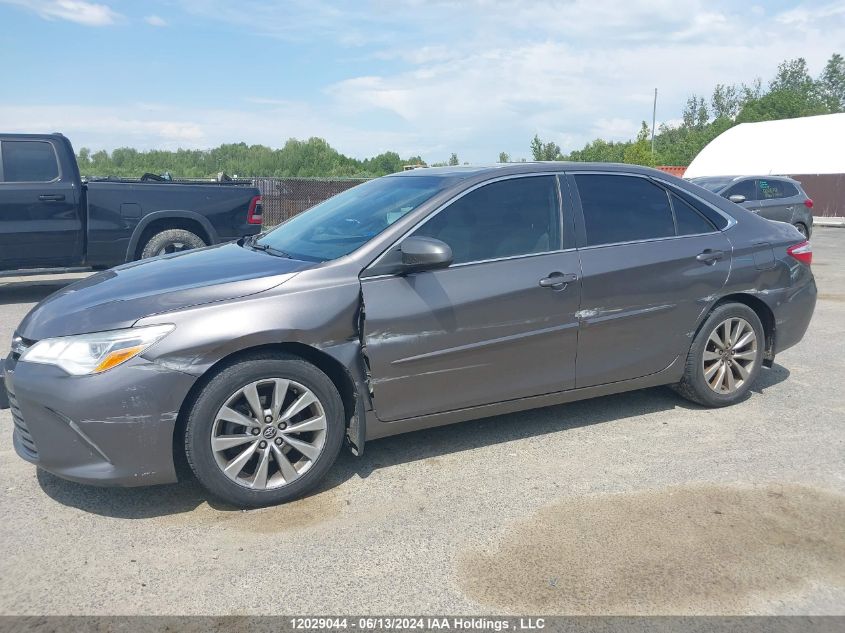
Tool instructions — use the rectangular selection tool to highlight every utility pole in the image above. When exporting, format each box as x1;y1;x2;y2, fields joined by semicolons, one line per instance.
651;88;657;157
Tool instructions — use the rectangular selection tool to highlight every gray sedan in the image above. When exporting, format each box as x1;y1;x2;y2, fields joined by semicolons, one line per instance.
3;163;817;507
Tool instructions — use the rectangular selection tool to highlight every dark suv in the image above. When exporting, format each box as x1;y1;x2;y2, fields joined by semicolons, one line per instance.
3;163;816;507
689;175;814;238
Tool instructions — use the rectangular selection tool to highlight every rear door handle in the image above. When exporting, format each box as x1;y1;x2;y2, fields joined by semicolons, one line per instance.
38;194;65;202
696;249;725;264
539;272;578;289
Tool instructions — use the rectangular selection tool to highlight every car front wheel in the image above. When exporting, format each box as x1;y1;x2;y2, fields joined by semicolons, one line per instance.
674;303;765;407
185;355;345;507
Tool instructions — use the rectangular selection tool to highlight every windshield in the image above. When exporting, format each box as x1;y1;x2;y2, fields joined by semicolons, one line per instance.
690;177;734;193
254;176;449;262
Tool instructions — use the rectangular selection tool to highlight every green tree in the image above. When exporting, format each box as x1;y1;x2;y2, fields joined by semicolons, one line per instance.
769;57;816;93
75;137;427;179
448;152;459;166
567;138;628;163
498;151;510;163
711;83;742;120
819;52;845;112
530;134;562;160
737;56;828;122
622;122;656;167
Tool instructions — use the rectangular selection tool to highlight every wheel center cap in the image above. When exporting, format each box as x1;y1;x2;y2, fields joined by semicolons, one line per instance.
262;426;277;440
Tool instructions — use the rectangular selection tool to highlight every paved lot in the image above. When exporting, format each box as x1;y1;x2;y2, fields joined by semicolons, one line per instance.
0;230;843;615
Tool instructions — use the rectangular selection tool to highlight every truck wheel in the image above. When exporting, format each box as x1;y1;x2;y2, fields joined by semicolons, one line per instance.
140;228;206;259
184;355;345;508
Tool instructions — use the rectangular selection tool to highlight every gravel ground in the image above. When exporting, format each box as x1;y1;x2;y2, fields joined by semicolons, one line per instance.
0;229;842;616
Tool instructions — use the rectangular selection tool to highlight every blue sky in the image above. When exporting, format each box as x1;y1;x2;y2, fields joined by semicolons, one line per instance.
0;0;842;163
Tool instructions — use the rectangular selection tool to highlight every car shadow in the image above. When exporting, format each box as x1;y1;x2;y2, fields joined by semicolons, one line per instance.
36;364;790;520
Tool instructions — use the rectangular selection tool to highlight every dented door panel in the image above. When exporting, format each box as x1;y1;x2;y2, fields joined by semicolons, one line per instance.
360;252;582;422
575;233;732;388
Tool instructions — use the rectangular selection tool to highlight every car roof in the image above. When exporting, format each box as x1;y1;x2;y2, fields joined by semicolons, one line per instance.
692;174;800;184
388;162;670;180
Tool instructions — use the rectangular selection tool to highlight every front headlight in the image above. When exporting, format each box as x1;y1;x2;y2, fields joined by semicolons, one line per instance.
20;324;175;376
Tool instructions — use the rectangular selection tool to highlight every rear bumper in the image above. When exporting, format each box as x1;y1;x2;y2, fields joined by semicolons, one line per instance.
773;274;817;355
3;354;196;487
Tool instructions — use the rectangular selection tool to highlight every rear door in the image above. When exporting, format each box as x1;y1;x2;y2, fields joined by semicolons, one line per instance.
568;172;732;388
360;174;582;422
756;178;799;224
0;139;81;269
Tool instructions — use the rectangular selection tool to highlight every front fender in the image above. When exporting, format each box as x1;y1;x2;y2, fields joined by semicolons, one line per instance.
134;277;370;452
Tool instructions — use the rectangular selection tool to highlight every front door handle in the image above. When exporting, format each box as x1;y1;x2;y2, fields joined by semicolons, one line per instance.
38;194;65;202
696;249;725;264
539;272;578;289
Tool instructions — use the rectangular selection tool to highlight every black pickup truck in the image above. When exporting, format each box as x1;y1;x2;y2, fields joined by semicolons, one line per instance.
0;133;263;275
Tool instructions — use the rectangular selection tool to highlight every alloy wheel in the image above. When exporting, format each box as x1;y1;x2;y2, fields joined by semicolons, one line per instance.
702;317;758;394
210;378;328;489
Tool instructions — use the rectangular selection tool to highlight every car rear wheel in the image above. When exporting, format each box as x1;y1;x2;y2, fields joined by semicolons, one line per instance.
140;228;206;259
793;222;809;239
674;303;764;407
184;355;344;507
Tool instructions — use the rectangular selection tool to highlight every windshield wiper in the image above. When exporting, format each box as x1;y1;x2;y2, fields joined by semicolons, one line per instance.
247;239;292;258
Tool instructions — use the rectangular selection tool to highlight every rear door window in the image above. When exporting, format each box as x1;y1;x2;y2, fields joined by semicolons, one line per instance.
1;140;60;182
758;179;798;199
574;174;675;246
723;179;756;201
664;184;729;231
671;194;717;235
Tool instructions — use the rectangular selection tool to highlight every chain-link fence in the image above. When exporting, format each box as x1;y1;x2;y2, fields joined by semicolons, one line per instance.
254;177;369;227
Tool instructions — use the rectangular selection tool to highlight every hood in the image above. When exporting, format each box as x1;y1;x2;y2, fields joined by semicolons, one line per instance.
17;242;315;339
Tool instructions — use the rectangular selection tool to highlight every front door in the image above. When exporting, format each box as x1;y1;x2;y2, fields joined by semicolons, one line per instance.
569;173;732;388
360;174;581;422
0;139;81;269
723;178;761;214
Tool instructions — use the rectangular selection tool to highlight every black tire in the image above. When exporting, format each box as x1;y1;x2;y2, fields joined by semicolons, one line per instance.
140;228;206;259
185;354;345;507
673;302;765;407
793;222;809;239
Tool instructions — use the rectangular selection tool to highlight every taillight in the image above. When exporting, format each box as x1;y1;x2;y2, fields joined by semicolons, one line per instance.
787;240;812;266
804;198;814;209
247;195;263;225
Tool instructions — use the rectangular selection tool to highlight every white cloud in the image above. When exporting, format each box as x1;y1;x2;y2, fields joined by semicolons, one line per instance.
777;0;845;25
144;14;168;27
318;1;845;157
3;1;844;162
1;0;121;26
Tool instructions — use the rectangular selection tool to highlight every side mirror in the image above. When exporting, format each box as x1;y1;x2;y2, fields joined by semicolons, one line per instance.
400;236;453;273
728;194;746;204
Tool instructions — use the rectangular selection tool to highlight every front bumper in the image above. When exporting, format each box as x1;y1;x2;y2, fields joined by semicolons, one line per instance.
3;353;197;487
